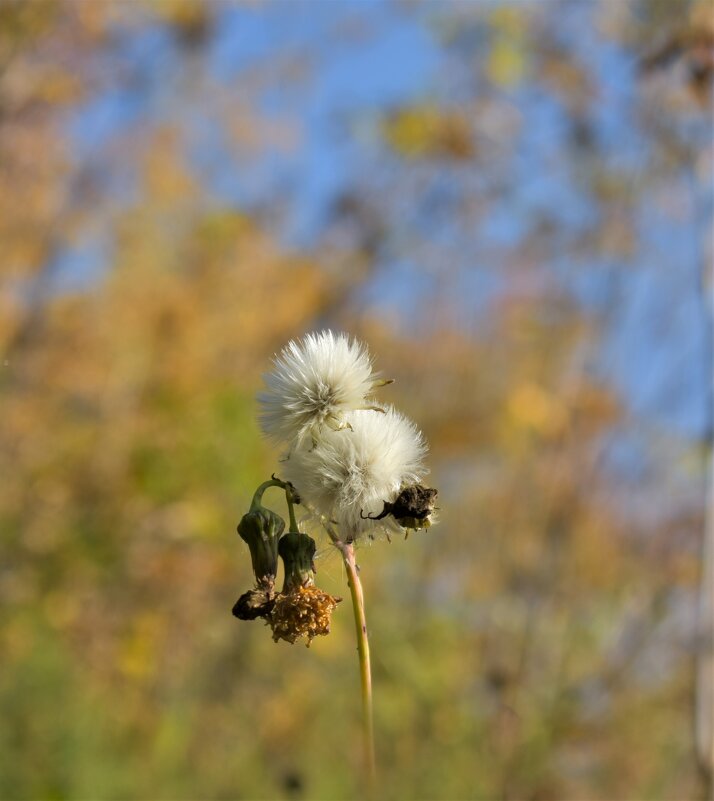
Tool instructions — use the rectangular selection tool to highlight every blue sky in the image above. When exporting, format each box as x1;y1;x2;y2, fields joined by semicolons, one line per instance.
60;0;712;443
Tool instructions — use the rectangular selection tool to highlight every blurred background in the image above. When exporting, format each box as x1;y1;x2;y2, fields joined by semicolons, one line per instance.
0;1;712;799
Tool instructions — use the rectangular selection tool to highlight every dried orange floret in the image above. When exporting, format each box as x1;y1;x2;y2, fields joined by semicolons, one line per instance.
269;585;341;646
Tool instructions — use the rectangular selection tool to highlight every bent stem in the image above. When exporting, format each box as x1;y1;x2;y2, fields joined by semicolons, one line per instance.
251;478;287;508
326;524;377;796
253;477;299;532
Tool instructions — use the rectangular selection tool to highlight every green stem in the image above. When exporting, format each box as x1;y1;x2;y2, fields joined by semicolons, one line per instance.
325;522;377;795
250;478;285;509
251;478;299;532
284;485;299;533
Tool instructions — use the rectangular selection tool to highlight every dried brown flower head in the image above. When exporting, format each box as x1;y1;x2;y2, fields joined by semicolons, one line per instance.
269;585;342;646
361;483;438;533
232;577;275;621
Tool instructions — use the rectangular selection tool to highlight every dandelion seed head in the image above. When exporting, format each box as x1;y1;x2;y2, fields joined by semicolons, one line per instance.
259;330;378;444
282;405;428;541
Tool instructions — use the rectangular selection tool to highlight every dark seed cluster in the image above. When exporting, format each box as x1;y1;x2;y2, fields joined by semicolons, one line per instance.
362;483;438;532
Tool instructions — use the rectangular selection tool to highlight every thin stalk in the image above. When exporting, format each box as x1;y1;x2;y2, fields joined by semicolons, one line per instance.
694;168;714;799
325;523;377;795
284;485;299;533
251;478;286;507
252;477;299;533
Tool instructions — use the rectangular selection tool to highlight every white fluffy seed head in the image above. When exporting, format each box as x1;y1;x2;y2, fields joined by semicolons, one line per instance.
259;330;378;445
282;406;428;541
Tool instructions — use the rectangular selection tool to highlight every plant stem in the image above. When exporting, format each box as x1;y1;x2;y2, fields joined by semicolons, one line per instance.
251;477;299;532
251;478;286;508
284;485;299;533
325;524;376;796
255;483;377;790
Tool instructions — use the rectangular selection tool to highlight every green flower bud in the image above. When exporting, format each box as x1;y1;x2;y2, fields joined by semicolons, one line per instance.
278;530;316;592
237;501;285;585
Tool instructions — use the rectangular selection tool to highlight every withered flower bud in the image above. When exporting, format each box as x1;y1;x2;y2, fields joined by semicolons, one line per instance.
232;579;275;621
362;483;438;534
233;483;287;621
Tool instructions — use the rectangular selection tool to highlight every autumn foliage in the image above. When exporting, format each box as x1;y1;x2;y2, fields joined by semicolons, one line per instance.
0;2;710;799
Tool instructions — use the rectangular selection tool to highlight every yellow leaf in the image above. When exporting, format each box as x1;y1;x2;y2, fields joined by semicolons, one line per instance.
487;38;526;88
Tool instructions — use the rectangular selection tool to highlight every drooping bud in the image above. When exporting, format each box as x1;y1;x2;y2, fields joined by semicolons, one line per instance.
237;491;286;585
233;482;287;621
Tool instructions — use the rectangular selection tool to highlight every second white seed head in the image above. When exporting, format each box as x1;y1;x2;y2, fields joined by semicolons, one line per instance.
282;405;428;541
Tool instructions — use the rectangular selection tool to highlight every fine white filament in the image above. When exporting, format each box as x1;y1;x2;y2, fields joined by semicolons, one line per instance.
259;330;378;445
282;406;428;541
